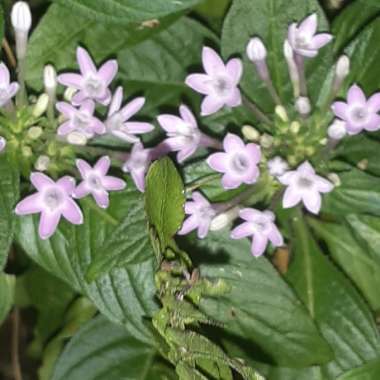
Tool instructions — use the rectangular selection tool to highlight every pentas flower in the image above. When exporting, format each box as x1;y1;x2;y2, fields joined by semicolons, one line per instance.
279;161;333;214
157;105;220;163
231;208;283;257
332;84;380;135
105;87;154;143
74;156;126;209
15;173;83;240
0;62;19;107
58;47;117;106
122;142;152;192
56;100;105;138
288;13;333;58
178;192;216;239
207;133;261;189
268;156;289;177
185;47;242;116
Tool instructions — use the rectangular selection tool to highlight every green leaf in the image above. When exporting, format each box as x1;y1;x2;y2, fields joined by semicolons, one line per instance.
310;216;380;312
0;272;15;324
145;157;185;248
221;0;331;113
52;0;202;25
195;231;332;368
287;212;380;379
322;169;380;216
0;155;20;271
51;316;173;380
16;184;157;343
337;357;380;380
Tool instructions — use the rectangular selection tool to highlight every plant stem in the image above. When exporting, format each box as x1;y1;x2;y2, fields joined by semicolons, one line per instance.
11;309;23;380
2;39;17;69
242;94;272;125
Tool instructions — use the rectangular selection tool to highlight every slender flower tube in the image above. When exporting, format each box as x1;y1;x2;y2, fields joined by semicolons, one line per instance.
283;40;300;98
105;87;154;143
185;47;242;116
44;65;57;120
331;84;380;135
15;173;83;239
207;133;261;189
58;47;118;106
231;208;284;257
56;100;105;138
333;55;350;93
157;105;221;163
0;63;19;107
74;156;126;209
279;161;334;214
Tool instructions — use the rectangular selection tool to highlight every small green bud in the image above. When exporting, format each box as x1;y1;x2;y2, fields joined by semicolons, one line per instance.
357;159;368;171
34;155;50;171
305;146;315;156
290;121;301;134
260;133;274;148
22;146;32;157
64;87;77;102
327;173;341;187
242;125;260;141
27;126;43;140
275;105;289;122
32;94;49;118
287;155;297;166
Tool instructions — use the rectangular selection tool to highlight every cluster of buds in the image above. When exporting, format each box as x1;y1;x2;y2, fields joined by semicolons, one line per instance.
5;5;380;253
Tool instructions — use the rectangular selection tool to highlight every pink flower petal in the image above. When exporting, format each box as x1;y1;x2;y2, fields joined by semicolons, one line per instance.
365;114;380;131
0;63;10;84
367;93;380;112
225;58;243;85
76;159;92;177
251;234;268;257
221;173;241;189
179;105;197;127
268;225;284;247
77;47;96;75
57;73;83;89
287;24;298;47
177;145;197;163
283;186;302;209
102;176;126;191
202;46;226;76
74;182;90;199
207;152;229;172
302;191;321;214
93;190;109;209
243;165;260;184
239;208;261;222
197;221;211;239
278;171;297;185
331;101;349;120
231;222;255;239
30;172;54;191
120;97;145;121
94;156;110;176
80;99;95;115
124;122;154;134
157;114;183;133
62;198;83;224
97;89;112;105
201;95;224;116
71;91;86;106
108;87;123;116
185;74;211;95
298;13;317;36
184;201;197;214
310;34;333;49
39;211;61;240
57;176;76;195
192;192;208;205
347;84;366;106
57;121;75;136
225;87;242;108
91;118;106;134
298;161;315;176
98;60;118;86
178;214;198;235
8;82;19;99
15;193;42;215
246;143;261;164
56;102;76;118
131;170;145;192
223;133;244;153
315;176;334;193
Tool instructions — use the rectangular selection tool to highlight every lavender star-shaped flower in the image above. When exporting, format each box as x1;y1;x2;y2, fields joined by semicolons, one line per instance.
207;133;261;189
185;46;242;116
332;84;380;135
56;100;105;138
279;161;333;214
288;13;332;58
122;142;152;192
74;156;126;209
231;208;283;257
178;192;216;239
105;86;154;143
0;62;19;107
15;173;83;240
58;47;117;106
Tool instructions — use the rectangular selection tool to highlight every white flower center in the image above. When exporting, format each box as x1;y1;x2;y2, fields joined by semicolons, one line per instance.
297;176;314;189
253;217;269;233
83;75;104;97
0;86;8;101
212;76;232;98
73;111;91;130
87;174;103;190
231;153;249;174
196;206;215;221
129;152;148;171
350;106;369;125
295;33;311;49
43;188;64;211
106;113;123;132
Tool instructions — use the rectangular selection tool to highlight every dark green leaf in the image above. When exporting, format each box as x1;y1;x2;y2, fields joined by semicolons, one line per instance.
196;231;332;368
51;316;172;380
221;0;331;113
145;157;185;248
16;184;157;343
52;0;202;25
287;212;380;379
0;273;15;325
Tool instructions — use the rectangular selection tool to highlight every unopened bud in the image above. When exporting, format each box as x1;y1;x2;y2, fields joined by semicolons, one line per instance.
328;119;346;140
210;207;240;231
260;133;274;149
336;55;350;79
290;121;301;134
275;105;289;122
295;97;311;116
305;146;315;156
32;94;49;118
67;132;87;146
34;155;50;171
246;37;267;62
27;126;42;140
22;146;32;157
268;156;288;177
357;159;368;171
242;125;260;141
44;65;57;93
11;2;32;59
64;87;77;102
0;137;6;152
327;173;341;187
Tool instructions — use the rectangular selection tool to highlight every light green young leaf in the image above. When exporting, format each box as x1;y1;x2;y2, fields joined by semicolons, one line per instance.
52;0;203;25
0;272;15;325
145;157;185;248
16;183;157;343
221;0;331;113
337;357;380;380
287;213;380;379
195;232;332;368
51;316;173;380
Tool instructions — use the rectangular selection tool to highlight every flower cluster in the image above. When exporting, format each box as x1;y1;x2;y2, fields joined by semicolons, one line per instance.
6;4;380;255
